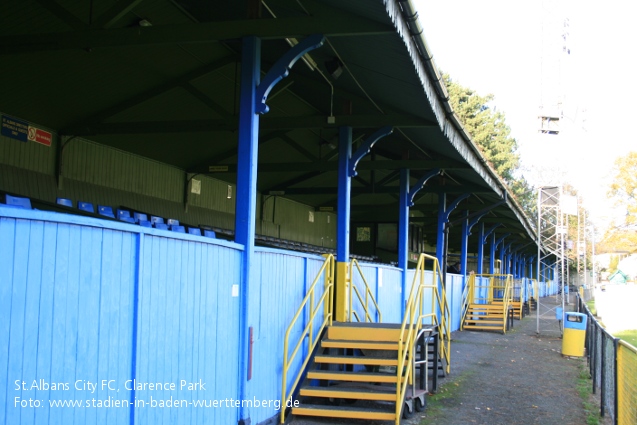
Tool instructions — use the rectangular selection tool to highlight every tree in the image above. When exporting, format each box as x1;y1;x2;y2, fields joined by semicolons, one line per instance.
601;152;637;254
443;74;536;217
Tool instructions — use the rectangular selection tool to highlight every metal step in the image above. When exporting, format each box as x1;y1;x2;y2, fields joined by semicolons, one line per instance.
321;338;399;351
314;354;398;366
292;403;396;421
307;370;403;384
299;385;396;401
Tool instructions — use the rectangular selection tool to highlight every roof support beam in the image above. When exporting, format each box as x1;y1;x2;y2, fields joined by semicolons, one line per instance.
62;56;236;134
67;113;436;136
35;0;89;31
0;16;394;55
92;0;145;28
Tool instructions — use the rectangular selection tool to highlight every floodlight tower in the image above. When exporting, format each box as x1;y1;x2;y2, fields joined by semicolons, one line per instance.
538;0;570;136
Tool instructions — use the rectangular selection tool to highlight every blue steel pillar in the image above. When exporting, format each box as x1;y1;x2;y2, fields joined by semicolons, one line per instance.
490;233;497;274
234;34;325;424
235;37;260;425
336;126;352;322
436;193;470;277
398;169;410;313
436;192;447;271
460;210;469;280
476;223;485;274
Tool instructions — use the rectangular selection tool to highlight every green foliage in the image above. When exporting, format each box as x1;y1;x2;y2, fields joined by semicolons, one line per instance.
601;152;637;254
608;255;619;274
608;152;637;225
443;74;536;218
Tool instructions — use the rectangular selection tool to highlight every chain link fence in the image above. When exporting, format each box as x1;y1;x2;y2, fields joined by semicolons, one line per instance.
577;294;637;425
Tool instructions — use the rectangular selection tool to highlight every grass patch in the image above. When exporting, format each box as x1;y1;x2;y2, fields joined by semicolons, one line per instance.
576;365;600;425
418;370;474;423
614;329;637;347
586;299;597;316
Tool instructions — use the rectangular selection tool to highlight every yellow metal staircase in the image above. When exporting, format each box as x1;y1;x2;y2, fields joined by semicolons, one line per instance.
294;322;412;421
461;274;513;334
280;254;450;425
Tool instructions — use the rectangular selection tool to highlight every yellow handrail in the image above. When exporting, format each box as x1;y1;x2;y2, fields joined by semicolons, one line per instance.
348;259;382;323
280;254;335;424
460;273;476;330
500;275;513;332
463;274;513;333
395;253;451;422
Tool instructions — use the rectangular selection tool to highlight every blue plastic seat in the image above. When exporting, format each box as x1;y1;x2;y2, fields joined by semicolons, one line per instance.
154;222;168;230
56;198;73;207
188;228;202;236
203;230;216;238
5;195;32;209
98;205;115;218
150;216;164;225
134;212;148;223
139;220;152;228
120;217;136;224
78;202;94;213
171;225;185;233
117;209;131;220
167;218;179;226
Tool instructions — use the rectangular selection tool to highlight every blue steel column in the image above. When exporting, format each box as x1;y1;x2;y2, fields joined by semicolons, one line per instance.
398;169;410;315
477;222;485;274
235;36;260;425
436;192;447;270
460;210;469;280
336;126;352;322
490;233;497;274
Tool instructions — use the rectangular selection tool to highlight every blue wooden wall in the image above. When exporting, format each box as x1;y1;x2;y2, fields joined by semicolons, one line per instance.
0;206;555;425
0;207;242;425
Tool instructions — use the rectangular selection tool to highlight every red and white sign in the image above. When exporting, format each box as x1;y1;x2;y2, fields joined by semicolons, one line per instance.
27;126;52;147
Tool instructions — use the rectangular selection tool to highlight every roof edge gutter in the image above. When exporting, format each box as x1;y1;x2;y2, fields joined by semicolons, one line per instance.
387;0;537;241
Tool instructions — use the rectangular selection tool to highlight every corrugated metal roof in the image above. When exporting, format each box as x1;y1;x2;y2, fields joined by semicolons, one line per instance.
0;0;537;252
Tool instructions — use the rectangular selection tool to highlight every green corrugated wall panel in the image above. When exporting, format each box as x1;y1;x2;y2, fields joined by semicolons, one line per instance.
260;220;280;238
62;138;183;202
186;173;236;214
1;133;336;244
0;117;56;175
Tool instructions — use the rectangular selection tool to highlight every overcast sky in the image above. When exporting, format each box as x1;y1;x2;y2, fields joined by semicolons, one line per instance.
414;0;637;230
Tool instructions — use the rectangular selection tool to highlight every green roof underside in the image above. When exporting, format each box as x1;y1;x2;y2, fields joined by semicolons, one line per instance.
0;0;537;254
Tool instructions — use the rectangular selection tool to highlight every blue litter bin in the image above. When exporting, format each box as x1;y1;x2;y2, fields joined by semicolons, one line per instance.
562;312;587;356
555;307;563;320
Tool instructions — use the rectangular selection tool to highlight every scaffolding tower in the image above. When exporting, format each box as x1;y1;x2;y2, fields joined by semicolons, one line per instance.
536;186;566;336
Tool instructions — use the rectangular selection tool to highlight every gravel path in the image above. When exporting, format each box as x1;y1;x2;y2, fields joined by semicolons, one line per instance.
289;297;597;425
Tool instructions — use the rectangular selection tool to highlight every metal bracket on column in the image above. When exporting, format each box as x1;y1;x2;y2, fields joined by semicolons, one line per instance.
443;193;470;223
407;168;440;207
467;195;507;231
482;223;502;244
495;233;510;248
255;33;325;114
348;126;393;177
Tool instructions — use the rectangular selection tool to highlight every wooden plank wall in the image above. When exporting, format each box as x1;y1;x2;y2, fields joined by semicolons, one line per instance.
0;207;242;425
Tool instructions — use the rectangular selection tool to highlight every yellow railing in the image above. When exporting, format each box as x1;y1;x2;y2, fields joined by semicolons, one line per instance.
460;273;476;329
461;274;513;333
280;254;335;424
617;339;637;425
348;259;382;323
395;254;450;422
500;276;513;332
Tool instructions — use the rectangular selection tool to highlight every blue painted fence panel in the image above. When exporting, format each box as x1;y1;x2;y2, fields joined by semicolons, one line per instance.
247;248;325;425
0;208;242;425
376;267;403;324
